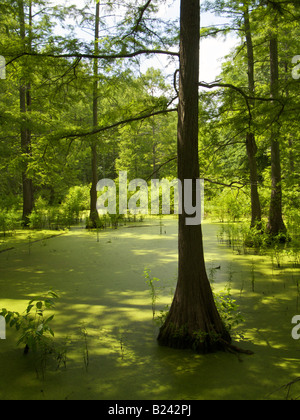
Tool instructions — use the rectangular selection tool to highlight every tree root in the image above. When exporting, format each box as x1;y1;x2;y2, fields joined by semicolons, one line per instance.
218;337;254;355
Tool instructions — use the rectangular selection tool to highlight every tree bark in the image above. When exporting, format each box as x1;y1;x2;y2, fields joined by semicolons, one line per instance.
19;0;34;226
267;35;287;236
288;137;295;174
246;132;262;228
283;53;295;175
20;91;34;226
89;1;101;228
243;4;262;229
157;0;230;353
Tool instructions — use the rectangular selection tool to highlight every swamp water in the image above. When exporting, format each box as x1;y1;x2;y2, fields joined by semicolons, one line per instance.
0;218;299;400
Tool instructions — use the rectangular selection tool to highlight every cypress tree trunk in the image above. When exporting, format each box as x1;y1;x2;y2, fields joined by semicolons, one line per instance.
243;5;262;229
89;1;101;228
267;35;286;237
157;0;230;353
19;0;34;226
246;132;261;228
20;84;34;226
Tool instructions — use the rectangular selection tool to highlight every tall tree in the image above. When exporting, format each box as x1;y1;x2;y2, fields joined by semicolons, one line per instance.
243;1;262;229
157;0;230;353
18;0;34;225
266;3;286;236
199;0;263;227
89;0;101;228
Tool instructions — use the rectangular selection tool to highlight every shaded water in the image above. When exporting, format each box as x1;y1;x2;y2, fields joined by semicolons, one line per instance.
0;218;299;400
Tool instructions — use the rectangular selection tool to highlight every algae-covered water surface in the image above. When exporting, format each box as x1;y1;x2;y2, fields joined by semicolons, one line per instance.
0;218;299;400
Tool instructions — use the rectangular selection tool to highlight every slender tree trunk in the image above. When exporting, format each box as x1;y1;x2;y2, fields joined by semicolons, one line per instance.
19;0;34;226
283;57;295;175
246;132;262;227
288;137;295;174
89;0;100;228
267;34;287;236
157;0;230;353
152;115;158;179
243;5;262;228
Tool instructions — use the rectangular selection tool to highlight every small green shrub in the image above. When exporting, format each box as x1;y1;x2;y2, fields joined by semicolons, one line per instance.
144;268;161;319
209;189;250;223
60;185;90;226
214;286;244;333
0;208;20;236
0;291;59;354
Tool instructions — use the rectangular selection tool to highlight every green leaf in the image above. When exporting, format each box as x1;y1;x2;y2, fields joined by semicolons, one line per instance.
44;314;54;324
36;301;43;310
44;299;54;308
48;291;59;299
26;304;34;314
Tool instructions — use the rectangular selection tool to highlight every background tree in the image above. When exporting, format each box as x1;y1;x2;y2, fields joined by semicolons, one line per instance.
243;0;262;228
18;0;34;225
200;0;299;233
88;0;101;228
264;0;286;236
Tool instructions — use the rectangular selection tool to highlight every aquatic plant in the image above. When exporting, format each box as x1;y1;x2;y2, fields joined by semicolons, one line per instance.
144;268;161;319
80;325;89;372
0;291;59;354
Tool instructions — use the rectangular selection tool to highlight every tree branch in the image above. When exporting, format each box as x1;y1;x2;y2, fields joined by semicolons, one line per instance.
133;0;153;33
145;156;177;181
199;80;285;128
199;80;253;124
173;69;179;96
203;178;246;189
199;80;284;104
145;155;246;190
5;48;179;67
120;0;153;42
61;107;177;140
